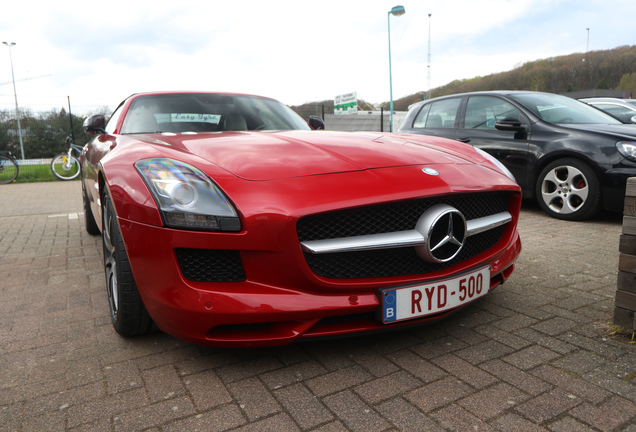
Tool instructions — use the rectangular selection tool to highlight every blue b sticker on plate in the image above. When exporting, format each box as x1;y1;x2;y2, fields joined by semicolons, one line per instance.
383;290;397;323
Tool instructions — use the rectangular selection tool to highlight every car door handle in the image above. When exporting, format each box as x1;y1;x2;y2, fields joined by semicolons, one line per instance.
457;137;471;143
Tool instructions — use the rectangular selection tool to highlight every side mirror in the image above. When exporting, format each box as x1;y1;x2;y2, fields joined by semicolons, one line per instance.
83;115;107;135
494;117;526;132
308;115;325;130
630;115;636;124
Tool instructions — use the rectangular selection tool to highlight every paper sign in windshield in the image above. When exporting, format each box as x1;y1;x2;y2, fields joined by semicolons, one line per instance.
156;113;221;124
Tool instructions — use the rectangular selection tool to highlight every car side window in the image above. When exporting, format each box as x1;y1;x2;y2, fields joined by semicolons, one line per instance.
105;104;125;134
412;104;430;128
465;96;522;129
413;98;460;129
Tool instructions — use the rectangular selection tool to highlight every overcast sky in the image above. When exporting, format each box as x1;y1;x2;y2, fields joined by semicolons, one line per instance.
1;0;635;112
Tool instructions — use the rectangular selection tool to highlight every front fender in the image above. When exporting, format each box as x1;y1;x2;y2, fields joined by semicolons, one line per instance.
99;152;164;228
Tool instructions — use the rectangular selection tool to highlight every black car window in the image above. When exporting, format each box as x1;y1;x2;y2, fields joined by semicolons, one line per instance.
510;93;621;124
413;98;460;129
465;96;521;129
412;103;431;128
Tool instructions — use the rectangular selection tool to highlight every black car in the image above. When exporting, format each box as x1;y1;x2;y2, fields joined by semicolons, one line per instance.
397;91;636;220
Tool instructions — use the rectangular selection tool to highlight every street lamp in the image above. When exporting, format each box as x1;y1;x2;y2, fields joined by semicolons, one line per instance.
3;41;25;160
388;5;405;132
427;14;432;100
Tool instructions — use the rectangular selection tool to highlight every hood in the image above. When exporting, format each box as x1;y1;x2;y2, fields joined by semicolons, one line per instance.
560;123;636;140
148;130;478;181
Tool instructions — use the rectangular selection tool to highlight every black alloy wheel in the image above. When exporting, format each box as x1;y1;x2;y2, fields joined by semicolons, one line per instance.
82;180;100;235
102;190;154;336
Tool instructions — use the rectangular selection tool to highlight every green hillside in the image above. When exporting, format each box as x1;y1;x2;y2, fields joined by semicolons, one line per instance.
392;44;636;111
292;45;636;116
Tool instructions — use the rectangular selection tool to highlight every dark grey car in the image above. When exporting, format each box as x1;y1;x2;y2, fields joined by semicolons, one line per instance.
396;91;636;221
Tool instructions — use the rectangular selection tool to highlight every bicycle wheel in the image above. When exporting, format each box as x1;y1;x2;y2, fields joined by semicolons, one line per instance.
0;155;19;184
51;154;81;180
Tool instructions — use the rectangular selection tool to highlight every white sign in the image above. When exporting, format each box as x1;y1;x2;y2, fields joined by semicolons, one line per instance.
334;92;357;115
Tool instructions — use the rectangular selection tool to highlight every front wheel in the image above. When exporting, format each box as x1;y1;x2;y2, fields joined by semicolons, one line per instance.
51;154;80;180
102;190;154;336
535;158;602;221
0;155;19;184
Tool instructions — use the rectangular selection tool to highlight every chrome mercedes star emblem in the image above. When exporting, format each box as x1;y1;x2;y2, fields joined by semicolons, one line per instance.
414;204;467;263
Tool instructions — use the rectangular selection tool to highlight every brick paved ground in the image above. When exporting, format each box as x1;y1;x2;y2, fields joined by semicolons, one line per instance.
1;181;635;432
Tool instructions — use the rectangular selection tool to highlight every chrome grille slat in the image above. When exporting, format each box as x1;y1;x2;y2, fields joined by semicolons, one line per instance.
301;211;511;254
296;192;511;279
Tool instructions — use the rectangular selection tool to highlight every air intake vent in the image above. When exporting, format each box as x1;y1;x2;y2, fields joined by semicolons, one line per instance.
175;248;246;282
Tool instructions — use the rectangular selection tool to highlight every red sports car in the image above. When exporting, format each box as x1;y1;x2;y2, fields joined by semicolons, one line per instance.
80;91;522;347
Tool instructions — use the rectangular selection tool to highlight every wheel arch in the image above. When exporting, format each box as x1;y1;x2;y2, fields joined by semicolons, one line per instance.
93;170;108;232
526;150;605;201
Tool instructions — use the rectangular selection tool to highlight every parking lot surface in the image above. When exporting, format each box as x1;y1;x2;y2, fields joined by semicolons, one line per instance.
1;181;635;432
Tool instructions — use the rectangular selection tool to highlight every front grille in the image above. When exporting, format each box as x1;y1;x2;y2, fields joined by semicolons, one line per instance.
175;248;246;282
297;193;510;279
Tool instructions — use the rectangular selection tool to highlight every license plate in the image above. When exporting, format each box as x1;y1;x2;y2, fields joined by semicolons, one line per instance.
380;266;490;324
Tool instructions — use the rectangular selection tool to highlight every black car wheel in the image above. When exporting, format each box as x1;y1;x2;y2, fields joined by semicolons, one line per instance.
82;180;100;235
536;158;602;221
102;190;154;336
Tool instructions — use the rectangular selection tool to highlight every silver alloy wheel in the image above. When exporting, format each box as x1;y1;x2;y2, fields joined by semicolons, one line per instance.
103;198;119;322
540;164;589;215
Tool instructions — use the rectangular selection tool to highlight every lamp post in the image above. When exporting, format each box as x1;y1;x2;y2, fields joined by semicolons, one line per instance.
388;5;405;132
427;14;432;100
3;41;25;160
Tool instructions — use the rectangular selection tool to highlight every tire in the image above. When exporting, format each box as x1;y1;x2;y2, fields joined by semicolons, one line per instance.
0;155;19;184
51;154;81;180
102;190;154;336
82;180;100;235
535;158;602;221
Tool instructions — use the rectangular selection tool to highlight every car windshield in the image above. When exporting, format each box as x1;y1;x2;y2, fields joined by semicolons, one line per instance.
120;93;311;134
510;93;622;125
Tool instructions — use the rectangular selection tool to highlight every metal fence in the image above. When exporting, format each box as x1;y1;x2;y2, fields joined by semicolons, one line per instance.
0;96;114;182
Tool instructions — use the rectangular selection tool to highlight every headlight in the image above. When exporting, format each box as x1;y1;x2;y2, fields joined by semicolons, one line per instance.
135;158;241;232
617;141;636;161
474;147;516;183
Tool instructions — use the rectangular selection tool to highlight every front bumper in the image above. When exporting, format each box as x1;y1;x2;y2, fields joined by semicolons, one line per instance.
119;218;521;347
603;167;636;212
